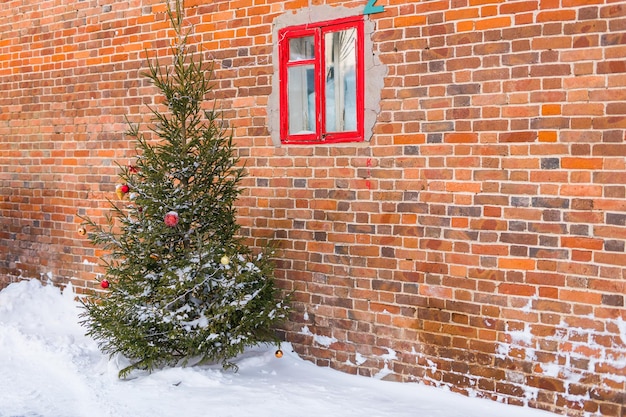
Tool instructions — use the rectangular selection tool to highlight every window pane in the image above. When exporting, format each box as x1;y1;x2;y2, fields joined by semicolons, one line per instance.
289;36;315;61
288;65;316;135
324;28;357;132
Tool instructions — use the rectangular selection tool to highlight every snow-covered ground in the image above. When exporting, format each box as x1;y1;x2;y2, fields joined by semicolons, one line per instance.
0;279;557;417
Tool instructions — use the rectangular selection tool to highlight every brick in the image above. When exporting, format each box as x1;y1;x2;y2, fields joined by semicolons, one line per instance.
395;15;428;27
602;32;626;46
600;4;626;18
592;144;626;157
475;16;511;31
561;157;603;170
538;130;557;142
604;240;625;252
594;172;626;184
595;252;626;267
444;133;478;143
499;131;537;142
598;60;626;74
537;9;576;22
601;294;624;306
560;289;602;304
498;258;536;270
606;213;626;226
531;197;569;209
498;283;536;296
541;104;561;116
540;158;560;169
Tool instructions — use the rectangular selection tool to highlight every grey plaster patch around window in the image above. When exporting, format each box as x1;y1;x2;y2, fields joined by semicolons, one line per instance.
268;5;387;147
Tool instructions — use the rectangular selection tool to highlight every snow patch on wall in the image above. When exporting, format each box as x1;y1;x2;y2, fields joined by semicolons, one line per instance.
299;325;338;347
520;296;534;313
617;317;626;345
372;348;398;380
496;312;626;409
355;352;367;365
382;308;626;410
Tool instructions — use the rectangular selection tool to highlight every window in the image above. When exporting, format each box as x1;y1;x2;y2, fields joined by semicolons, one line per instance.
278;16;364;144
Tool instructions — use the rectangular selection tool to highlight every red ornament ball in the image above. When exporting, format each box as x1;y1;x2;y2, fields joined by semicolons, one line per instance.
164;211;179;227
100;279;110;289
120;184;130;194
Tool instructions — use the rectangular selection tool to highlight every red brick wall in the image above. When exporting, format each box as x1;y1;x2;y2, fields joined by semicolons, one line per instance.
1;1;625;415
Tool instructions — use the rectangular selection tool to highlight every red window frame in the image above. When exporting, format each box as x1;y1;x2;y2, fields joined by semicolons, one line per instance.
278;16;365;145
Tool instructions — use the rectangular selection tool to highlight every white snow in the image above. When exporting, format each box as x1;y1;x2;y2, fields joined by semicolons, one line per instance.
617;316;626;345
299;325;338;347
0;279;558;417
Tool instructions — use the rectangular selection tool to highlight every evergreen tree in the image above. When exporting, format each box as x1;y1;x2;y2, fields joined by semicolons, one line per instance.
80;0;289;378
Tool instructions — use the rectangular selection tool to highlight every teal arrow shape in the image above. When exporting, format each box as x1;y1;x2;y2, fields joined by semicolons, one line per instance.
364;0;384;15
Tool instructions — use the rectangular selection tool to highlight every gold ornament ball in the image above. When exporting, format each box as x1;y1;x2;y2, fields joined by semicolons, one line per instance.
77;227;87;236
275;349;283;358
220;255;230;266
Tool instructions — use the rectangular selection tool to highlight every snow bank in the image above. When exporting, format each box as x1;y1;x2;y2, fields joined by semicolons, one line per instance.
0;279;557;417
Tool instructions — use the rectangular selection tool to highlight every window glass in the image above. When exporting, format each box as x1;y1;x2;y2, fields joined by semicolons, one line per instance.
324;28;357;133
288;65;316;134
289;36;315;61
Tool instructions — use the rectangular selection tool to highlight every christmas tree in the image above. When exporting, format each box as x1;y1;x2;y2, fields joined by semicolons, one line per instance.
80;0;289;378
